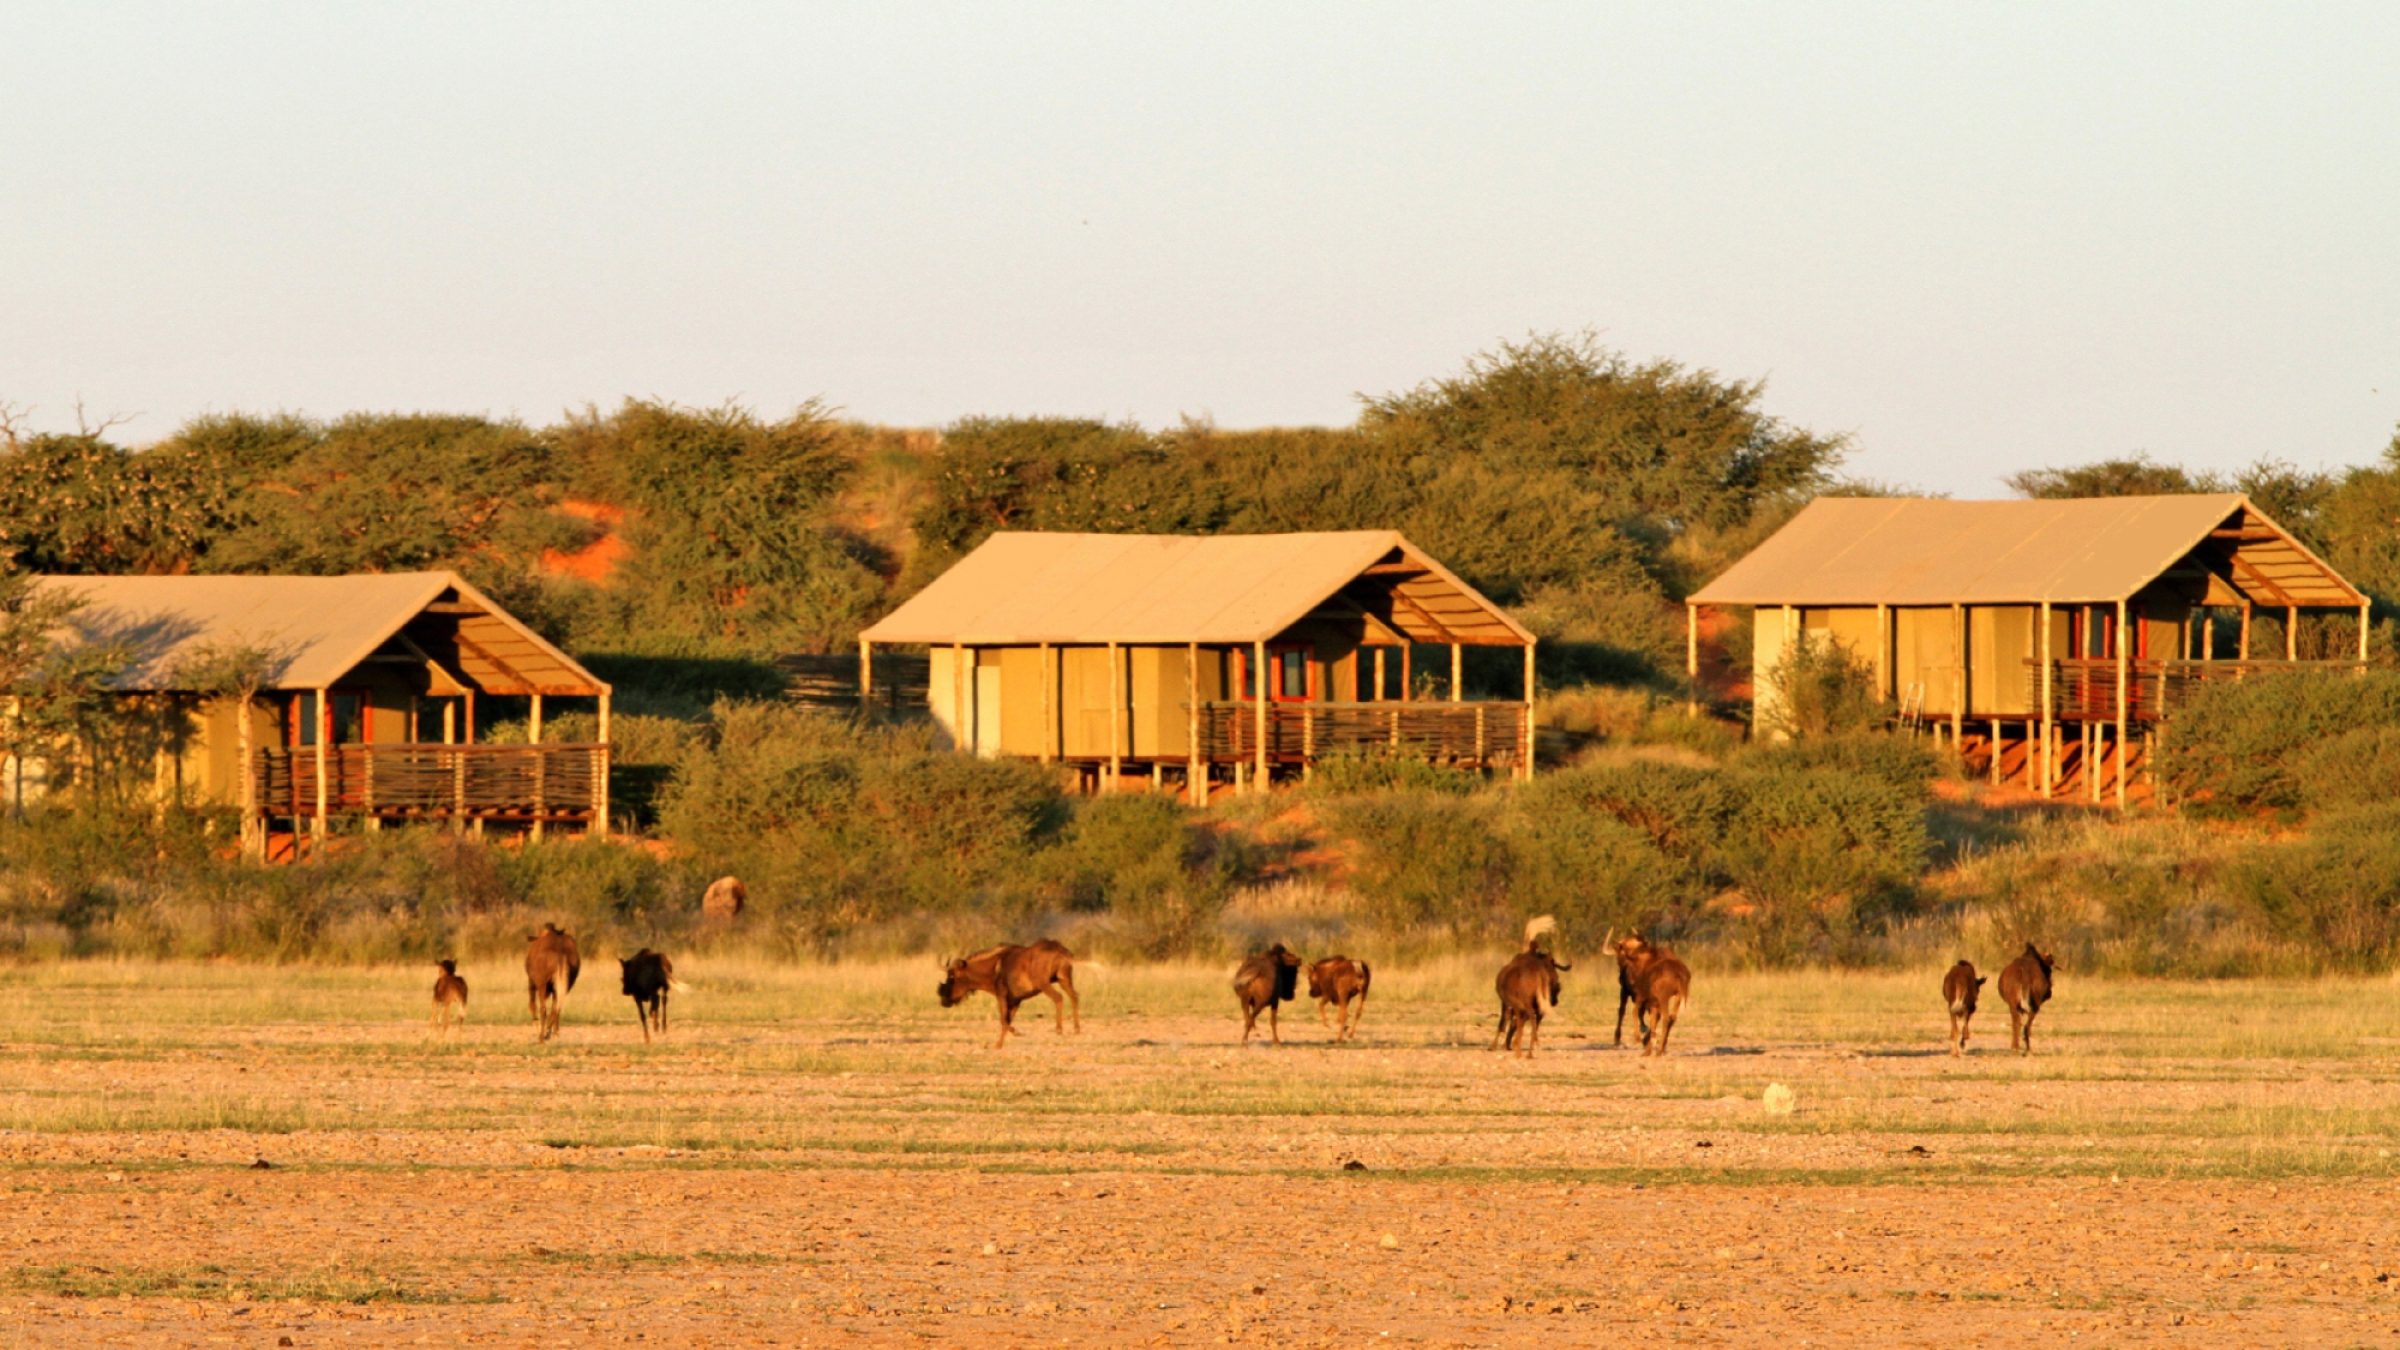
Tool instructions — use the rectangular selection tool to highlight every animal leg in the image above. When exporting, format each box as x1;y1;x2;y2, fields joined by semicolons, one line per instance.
1058;970;1081;1034
994;995;1017;1051
1489;1009;1509;1052
1242;1004;1259;1045
1656;999;1679;1056
1318;1000;1336;1033
1044;984;1066;1034
1523;1008;1541;1058
637;999;652;1044
2022;1006;2036;1055
1614;991;1629;1047
657;992;667;1036
1349;988;1366;1039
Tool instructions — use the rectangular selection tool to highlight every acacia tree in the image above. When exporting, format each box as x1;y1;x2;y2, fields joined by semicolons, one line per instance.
0;566;126;816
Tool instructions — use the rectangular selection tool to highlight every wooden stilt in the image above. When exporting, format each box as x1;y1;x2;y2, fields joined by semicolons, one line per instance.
2116;598;2129;809
1522;639;1538;781
1685;603;1700;717
1187;642;1203;807
2039;601;2054;798
1253;639;1268;793
1107;641;1123;791
1951;603;1967;754
595;691;611;839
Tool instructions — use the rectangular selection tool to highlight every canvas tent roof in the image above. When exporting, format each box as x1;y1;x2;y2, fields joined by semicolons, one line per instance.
36;571;610;696
1688;494;2364;608
861;531;1533;646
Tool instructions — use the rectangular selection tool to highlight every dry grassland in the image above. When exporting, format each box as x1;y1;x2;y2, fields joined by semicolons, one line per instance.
4;958;2400;1345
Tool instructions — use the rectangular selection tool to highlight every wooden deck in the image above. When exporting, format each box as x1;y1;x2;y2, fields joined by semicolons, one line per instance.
254;743;608;823
1196;700;1528;769
2023;658;2368;722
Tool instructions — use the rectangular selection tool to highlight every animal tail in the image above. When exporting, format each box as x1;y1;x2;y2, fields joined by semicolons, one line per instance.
1522;914;1557;951
1358;960;1371;998
669;978;689;994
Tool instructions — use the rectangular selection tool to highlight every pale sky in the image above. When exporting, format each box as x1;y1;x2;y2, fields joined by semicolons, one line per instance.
5;2;2396;496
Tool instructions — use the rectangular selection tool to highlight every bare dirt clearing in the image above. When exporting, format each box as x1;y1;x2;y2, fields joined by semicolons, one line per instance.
4;960;2399;1345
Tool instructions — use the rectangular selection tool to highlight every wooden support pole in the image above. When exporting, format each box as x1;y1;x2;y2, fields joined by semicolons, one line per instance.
464;690;475;744
2202;613;2215;663
1685;603;1700;717
441;702;455;745
1373;647;1387;702
1876;603;1892;704
2115;598;2129;809
1039;642;1055;764
857;638;873;709
1989;717;2001;787
595;691;612;839
1450;643;1463;703
312;687;329;849
1522;639;1538;781
238;692;260;860
2362;600;2374;667
1187;642;1203;807
1252;639;1269;793
2086;722;2099;804
1107;641;1123;791
951;642;967;755
1951;603;1967;751
530;692;545;843
2286;604;2299;661
1400;646;1412;701
2038;602;2054;796
2239;601;2252;660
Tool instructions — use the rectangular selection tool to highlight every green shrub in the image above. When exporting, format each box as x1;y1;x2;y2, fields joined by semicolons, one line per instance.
1045;794;1245;958
1521;760;1735;860
1323;791;1509;936
1740;731;1937;795
2222;805;2400;973
1505;788;1700;939
1756;635;1882;740
1306;749;1480;797
2159;670;2400;812
1715;765;1927;965
2295;726;2400;816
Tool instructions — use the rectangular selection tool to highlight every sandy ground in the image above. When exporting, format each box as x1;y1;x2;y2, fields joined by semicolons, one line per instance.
3;965;2398;1346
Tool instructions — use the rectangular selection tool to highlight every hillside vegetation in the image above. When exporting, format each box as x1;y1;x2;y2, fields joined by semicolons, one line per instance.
5;335;2400;972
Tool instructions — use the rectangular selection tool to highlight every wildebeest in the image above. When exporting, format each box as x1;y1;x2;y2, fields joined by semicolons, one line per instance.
937;940;1080;1050
1606;930;1655;1047
525;923;581;1043
430;959;468;1033
1234;943;1303;1045
620;949;674;1043
1942;958;1987;1057
1306;955;1371;1042
1491;916;1570;1057
1615;938;1690;1058
1997;943;2056;1056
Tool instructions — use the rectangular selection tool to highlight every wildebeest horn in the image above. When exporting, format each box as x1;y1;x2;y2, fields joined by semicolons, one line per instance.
1602;926;1615;951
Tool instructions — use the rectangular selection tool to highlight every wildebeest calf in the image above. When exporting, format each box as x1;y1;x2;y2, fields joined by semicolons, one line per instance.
1618;941;1690;1058
430;959;468;1033
1234;943;1303;1046
938;940;1080;1050
1998;942;2056;1056
1306;955;1371;1042
620;949;674;1043
525;922;581;1043
1492;916;1570;1058
1942;958;1987;1056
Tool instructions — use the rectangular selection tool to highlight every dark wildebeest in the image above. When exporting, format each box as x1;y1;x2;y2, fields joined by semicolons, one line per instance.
1234;943;1303;1046
430;959;468;1033
1606;930;1656;1048
1306;955;1371;1043
1998;943;2056;1056
1943;958;1988;1057
937;940;1080;1050
1615;938;1690;1058
1491;916;1570;1058
620;949;674;1043
525;923;581;1043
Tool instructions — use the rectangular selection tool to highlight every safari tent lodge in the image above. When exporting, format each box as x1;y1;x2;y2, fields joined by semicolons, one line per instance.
1687;494;2371;805
858;531;1538;799
23;572;613;854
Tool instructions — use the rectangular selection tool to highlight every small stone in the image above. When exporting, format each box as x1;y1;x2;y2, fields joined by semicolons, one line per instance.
981;1241;999;1256
1763;1084;1797;1115
1379;1233;1400;1250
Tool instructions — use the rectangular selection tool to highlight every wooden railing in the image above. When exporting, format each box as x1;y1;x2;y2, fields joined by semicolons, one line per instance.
254;743;608;821
2023;659;2366;722
1197;700;1528;767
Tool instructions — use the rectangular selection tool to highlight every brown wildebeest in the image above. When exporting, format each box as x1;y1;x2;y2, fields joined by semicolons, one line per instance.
1998;943;2056;1056
1606;930;1655;1047
1942;958;1987;1057
938;940;1080;1050
430;959;468;1033
525;923;581;1043
1306;955;1371;1042
1615;939;1690;1058
620;949;674;1043
1491;916;1570;1057
1234;943;1303;1045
